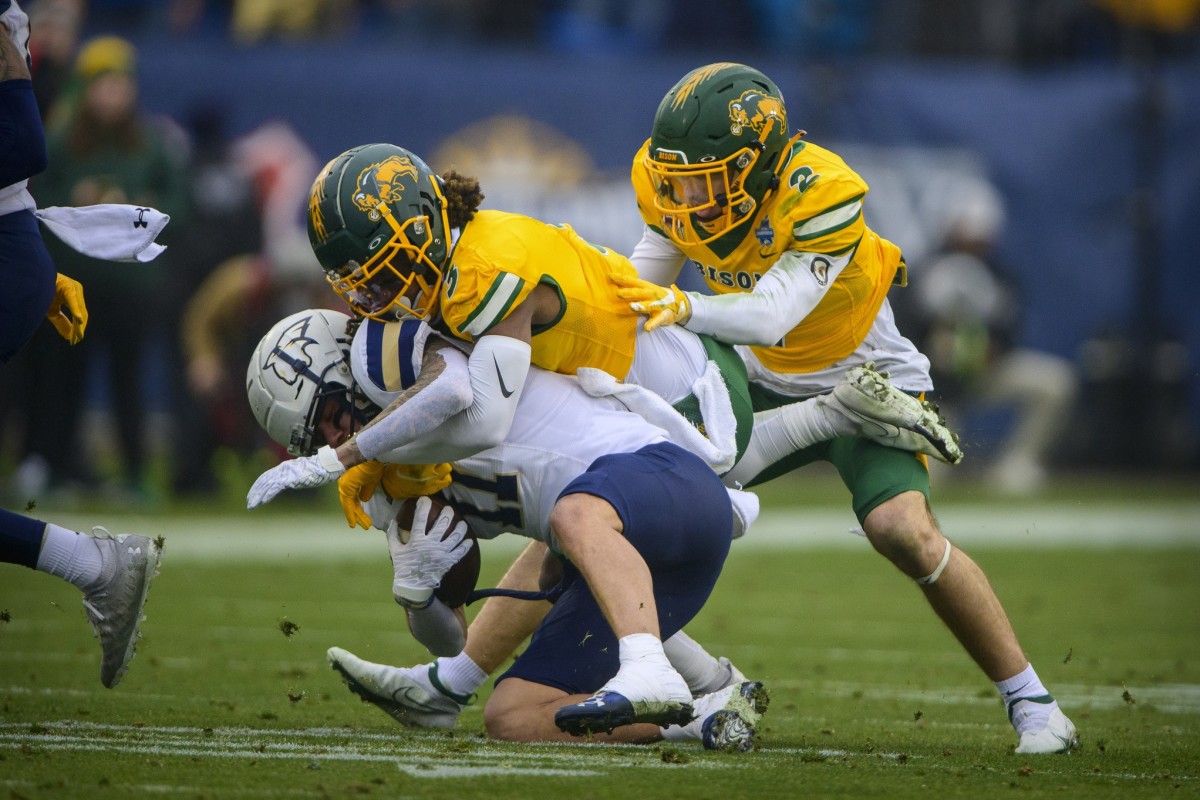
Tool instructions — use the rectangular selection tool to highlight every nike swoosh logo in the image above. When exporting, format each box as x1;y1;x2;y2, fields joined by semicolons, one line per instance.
390;684;443;711
852;413;901;440
493;355;514;398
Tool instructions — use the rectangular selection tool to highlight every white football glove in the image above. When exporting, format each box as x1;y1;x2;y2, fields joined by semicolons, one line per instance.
388;496;474;608
2;3;31;59
246;446;345;509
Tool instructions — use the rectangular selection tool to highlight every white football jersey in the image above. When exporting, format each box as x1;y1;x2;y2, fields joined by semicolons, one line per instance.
352;318;668;547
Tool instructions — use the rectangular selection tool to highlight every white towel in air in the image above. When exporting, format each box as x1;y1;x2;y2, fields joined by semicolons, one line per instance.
35;204;170;263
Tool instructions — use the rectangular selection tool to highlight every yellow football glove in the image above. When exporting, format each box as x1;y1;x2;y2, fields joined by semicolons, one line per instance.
338;462;454;530
337;461;385;530
46;273;88;345
381;462;453;499
611;273;692;332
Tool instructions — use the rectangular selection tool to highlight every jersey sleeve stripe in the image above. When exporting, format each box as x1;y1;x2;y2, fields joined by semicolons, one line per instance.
825;236;863;258
792;195;864;242
364;320;387;392
365;319;420;392
461;272;526;338
396;320;418;389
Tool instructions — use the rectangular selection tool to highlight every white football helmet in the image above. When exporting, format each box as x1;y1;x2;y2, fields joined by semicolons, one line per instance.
246;308;374;456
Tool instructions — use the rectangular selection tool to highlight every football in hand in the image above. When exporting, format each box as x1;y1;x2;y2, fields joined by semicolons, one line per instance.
396;495;480;608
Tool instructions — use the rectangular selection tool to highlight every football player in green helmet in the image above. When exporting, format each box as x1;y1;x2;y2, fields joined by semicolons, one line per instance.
642;62;797;248
620;62;1079;756
308;143;452;321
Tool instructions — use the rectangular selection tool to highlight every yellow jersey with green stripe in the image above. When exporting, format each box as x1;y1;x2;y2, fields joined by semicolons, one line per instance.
632;138;904;374
437;210;639;380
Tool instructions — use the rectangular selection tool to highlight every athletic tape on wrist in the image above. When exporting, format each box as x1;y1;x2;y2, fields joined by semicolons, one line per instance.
316;445;344;474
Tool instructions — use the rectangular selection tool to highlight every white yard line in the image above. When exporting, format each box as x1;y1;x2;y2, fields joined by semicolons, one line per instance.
0;720;729;778
47;502;1200;563
1;720;1195;784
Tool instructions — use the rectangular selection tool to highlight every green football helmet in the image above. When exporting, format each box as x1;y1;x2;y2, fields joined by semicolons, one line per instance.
645;63;793;247
307;143;451;320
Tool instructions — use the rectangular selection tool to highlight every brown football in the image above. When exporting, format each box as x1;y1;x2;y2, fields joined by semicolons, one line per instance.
396;495;480;609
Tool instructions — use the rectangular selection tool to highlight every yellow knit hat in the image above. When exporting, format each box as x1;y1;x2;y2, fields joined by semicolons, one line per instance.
75;36;137;81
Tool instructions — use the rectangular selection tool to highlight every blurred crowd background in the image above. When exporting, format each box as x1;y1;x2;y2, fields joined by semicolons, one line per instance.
1;0;1198;509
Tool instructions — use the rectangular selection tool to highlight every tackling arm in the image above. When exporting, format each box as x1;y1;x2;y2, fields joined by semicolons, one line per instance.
628;225;687;285
684;248;851;345
348;334;531;466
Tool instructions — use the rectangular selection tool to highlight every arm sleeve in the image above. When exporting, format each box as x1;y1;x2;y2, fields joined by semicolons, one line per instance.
628;224;688;285
0;80;46;187
682;248;852;345
405;598;467;657
360;334;532;463
355;347;475;461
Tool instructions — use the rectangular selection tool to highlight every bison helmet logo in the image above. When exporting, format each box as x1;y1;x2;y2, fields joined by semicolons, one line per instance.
352;156;419;221
728;90;785;138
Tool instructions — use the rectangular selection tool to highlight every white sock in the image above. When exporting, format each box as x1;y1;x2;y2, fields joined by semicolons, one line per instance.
664;630;728;696
725;402;838;486
605;634;690;703
618;632;669;666
996;663;1056;734
995;663;1048;702
433;652;488;697
35;525;105;591
660;720;695;741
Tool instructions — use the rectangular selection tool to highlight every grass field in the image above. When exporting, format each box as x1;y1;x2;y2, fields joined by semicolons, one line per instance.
2;478;1199;799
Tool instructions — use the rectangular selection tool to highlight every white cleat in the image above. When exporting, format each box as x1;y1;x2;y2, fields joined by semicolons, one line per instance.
699;681;770;752
327;647;467;729
1015;706;1080;754
822;363;964;464
82;529;161;689
715;656;747;692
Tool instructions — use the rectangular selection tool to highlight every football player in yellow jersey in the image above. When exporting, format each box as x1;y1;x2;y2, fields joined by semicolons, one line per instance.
249;140;969;738
296;141;959;474
616;62;1078;755
306;142;637;379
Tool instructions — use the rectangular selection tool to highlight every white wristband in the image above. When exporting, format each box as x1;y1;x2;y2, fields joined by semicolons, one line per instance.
315;445;345;475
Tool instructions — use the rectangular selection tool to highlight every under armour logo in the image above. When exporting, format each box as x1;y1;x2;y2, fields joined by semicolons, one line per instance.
133;208;150;228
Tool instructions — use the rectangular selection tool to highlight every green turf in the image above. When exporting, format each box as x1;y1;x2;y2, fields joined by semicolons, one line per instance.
2;508;1199;799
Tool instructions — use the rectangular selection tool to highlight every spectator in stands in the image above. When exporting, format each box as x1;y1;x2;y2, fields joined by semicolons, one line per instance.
15;35;188;505
896;179;1079;494
176;120;331;491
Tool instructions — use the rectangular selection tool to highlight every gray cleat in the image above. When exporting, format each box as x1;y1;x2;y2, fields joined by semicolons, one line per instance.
82;529;161;689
